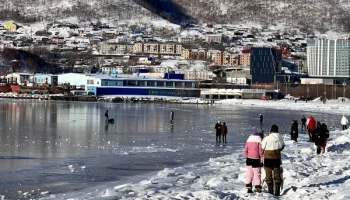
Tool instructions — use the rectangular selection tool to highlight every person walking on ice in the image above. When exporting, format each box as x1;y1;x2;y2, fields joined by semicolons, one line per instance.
290;119;298;142
105;110;109;120
341;115;348;130
221;122;228;143
259;114;263;127
262;124;285;196
245;129;264;193
215;121;221;143
301;116;307;131
170;111;174;124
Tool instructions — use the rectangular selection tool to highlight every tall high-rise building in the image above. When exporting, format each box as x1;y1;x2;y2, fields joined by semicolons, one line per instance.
250;47;282;84
307;39;350;78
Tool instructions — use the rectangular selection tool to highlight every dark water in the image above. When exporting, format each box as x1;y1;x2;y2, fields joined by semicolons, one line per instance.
0;99;341;199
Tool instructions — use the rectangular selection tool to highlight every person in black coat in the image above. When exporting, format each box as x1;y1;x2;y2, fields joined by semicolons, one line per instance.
314;123;329;154
215;121;221;143
259;114;263;127
301;116;307;131
290;119;298;142
105;110;109;120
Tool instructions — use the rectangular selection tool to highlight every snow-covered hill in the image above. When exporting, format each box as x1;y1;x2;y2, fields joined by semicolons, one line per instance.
174;0;350;34
1;0;350;34
0;0;157;24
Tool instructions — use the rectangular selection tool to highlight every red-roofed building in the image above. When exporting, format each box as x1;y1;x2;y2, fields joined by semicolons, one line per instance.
238;49;250;66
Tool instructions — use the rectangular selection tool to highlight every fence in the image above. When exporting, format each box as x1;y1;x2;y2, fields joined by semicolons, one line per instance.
275;83;350;99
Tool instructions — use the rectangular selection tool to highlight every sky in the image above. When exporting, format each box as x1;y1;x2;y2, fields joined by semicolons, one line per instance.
38;97;350;200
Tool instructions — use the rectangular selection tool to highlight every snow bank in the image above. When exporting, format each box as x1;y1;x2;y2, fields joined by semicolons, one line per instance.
219;99;350;116
97;129;350;200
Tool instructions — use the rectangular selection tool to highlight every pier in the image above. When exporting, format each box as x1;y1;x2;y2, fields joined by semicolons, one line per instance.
0;93;97;102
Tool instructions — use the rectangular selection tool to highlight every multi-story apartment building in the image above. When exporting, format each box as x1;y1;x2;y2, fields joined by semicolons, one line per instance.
101;66;124;74
101;43;115;54
143;43;159;54
229;54;237;66
181;49;190;59
133;43;143;53
175;44;182;55
190;49;199;60
250;47;282;84
205;34;222;43
101;43;133;54
183;71;214;81
207;50;222;65
133;43;182;55
195;49;205;60
182;49;207;60
115;44;133;54
239;49;250;66
178;37;195;43
223;51;233;66
159;43;175;55
307;39;350;78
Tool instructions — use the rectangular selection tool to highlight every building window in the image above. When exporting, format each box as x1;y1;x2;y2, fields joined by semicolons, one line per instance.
157;82;165;87
147;81;155;86
128;81;136;86
166;82;173;87
138;81;145;86
185;82;193;88
175;82;183;88
104;81;109;86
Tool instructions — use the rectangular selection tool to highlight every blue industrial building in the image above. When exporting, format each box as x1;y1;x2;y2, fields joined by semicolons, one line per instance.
32;74;58;86
250;47;282;84
85;73;200;98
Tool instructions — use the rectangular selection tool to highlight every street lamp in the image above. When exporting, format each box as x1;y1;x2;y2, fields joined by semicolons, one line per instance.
343;82;346;99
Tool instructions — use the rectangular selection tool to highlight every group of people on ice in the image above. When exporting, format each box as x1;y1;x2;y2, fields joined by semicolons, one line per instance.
245;124;284;196
214;121;228;143
243;113;349;196
303;115;330;154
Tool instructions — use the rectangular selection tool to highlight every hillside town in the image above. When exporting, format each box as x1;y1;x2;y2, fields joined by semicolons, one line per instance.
0;20;349;101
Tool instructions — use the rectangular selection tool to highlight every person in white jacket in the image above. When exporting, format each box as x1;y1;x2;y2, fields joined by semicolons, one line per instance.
341;115;348;130
262;124;285;196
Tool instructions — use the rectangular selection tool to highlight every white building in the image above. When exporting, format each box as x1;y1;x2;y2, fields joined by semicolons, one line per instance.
6;73;32;85
226;77;248;85
300;78;333;85
307;39;350;78
178;37;195;43
137;57;152;65
205;34;222;43
57;73;87;89
183;71;214;80
101;66;124;74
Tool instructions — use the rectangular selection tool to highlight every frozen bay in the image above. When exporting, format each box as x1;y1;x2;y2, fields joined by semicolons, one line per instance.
0;99;342;199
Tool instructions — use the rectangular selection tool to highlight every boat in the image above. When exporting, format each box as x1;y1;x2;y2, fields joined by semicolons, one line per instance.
0;84;12;93
10;85;69;94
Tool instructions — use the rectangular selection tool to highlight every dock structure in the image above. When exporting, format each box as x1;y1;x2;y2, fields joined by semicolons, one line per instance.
0;93;97;102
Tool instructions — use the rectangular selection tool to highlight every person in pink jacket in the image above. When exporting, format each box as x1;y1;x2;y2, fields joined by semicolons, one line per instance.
245;129;264;193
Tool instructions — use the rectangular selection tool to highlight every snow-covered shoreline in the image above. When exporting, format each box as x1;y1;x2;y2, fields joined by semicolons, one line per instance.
40;99;350;200
218;98;350;116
